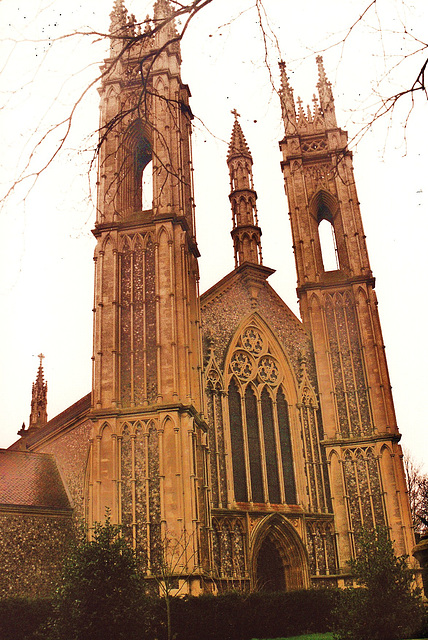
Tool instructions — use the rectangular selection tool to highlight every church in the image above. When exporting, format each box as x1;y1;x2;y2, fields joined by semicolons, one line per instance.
0;0;416;597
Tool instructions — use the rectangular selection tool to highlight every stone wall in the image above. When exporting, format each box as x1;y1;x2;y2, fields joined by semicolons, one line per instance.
35;419;92;522
0;510;74;598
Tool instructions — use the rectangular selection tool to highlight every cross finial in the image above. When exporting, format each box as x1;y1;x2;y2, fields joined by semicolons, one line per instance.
38;353;45;367
231;108;240;119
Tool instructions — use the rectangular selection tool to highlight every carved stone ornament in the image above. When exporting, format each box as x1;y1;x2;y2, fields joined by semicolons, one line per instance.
230;350;255;380
258;355;280;385
242;327;264;355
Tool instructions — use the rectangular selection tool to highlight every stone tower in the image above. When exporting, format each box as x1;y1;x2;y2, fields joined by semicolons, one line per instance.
86;0;209;590
278;58;414;567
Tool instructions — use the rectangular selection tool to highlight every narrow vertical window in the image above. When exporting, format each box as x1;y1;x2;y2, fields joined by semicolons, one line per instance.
142;159;153;210
245;386;264;502
261;388;281;503
135;134;152;211
277;388;297;504
318;218;339;271
228;379;247;502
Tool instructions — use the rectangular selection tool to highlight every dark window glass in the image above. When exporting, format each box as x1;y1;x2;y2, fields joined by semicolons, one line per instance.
228;380;247;501
277;388;297;503
261;388;281;503
245;386;264;502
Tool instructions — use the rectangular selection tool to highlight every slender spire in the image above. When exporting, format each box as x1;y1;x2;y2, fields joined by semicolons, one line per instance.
228;110;252;162
316;56;337;128
279;61;297;134
227;111;263;269
28;354;48;431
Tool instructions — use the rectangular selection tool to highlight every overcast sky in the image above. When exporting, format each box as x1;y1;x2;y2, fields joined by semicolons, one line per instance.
1;0;427;470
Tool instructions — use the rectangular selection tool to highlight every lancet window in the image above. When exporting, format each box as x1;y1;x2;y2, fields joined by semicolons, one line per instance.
318;218;338;271
227;325;297;505
120;119;152;213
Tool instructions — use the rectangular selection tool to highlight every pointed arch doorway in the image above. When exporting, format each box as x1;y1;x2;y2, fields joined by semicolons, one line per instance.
256;534;286;591
252;515;309;592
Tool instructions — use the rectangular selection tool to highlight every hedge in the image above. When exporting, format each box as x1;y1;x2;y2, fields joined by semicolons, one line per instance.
9;588;427;640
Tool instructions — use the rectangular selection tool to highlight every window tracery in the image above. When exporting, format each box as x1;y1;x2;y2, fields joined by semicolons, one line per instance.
226;323;296;505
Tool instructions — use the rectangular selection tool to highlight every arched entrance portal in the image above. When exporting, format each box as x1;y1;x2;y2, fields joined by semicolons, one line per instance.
256;535;286;591
252;515;309;592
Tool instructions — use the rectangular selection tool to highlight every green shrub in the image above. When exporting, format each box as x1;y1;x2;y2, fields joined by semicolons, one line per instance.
167;588;339;640
333;527;424;640
0;587;340;640
44;515;149;640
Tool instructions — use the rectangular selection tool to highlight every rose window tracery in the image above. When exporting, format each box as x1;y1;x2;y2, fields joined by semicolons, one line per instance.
230;350;255;380
242;327;264;355
228;326;281;388
258;356;279;385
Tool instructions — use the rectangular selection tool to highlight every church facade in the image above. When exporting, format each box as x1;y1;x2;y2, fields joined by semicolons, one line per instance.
0;0;415;597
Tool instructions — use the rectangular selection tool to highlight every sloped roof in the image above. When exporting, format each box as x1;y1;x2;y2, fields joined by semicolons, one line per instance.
0;450;71;511
9;392;91;451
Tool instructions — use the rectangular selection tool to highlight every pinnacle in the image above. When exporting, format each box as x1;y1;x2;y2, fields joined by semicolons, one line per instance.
316;55;334;104
316;55;327;80
153;0;174;19
279;60;297;134
227;112;252;162
110;0;128;30
29;354;48;430
279;60;293;93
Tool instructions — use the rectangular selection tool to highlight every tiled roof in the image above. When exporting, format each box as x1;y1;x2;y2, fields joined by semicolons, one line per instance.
0;450;71;510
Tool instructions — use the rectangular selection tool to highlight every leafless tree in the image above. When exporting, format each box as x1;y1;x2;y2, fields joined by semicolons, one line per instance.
1;0;427;209
403;449;428;538
151;529;201;640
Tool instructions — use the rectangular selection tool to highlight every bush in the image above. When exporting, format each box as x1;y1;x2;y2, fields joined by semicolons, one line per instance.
44;515;149;640
0;587;339;640
333;527;424;640
167;588;339;640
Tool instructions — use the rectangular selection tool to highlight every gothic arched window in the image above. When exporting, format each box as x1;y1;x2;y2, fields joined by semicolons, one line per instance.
277;388;297;504
246;385;264;502
261;388;281;504
318;218;338;271
121;120;152;213
227;325;297;505
142;159;153;210
229;378;247;502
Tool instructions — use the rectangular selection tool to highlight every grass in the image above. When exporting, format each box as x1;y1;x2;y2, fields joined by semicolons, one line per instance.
251;634;334;640
251;635;426;640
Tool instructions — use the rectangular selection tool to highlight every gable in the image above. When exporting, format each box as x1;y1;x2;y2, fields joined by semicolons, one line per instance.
201;268;315;385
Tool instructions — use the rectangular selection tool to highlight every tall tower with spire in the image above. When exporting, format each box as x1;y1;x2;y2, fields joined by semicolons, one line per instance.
87;0;209;590
278;58;413;568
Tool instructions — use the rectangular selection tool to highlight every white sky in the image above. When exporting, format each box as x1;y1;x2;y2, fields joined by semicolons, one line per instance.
0;0;427;471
